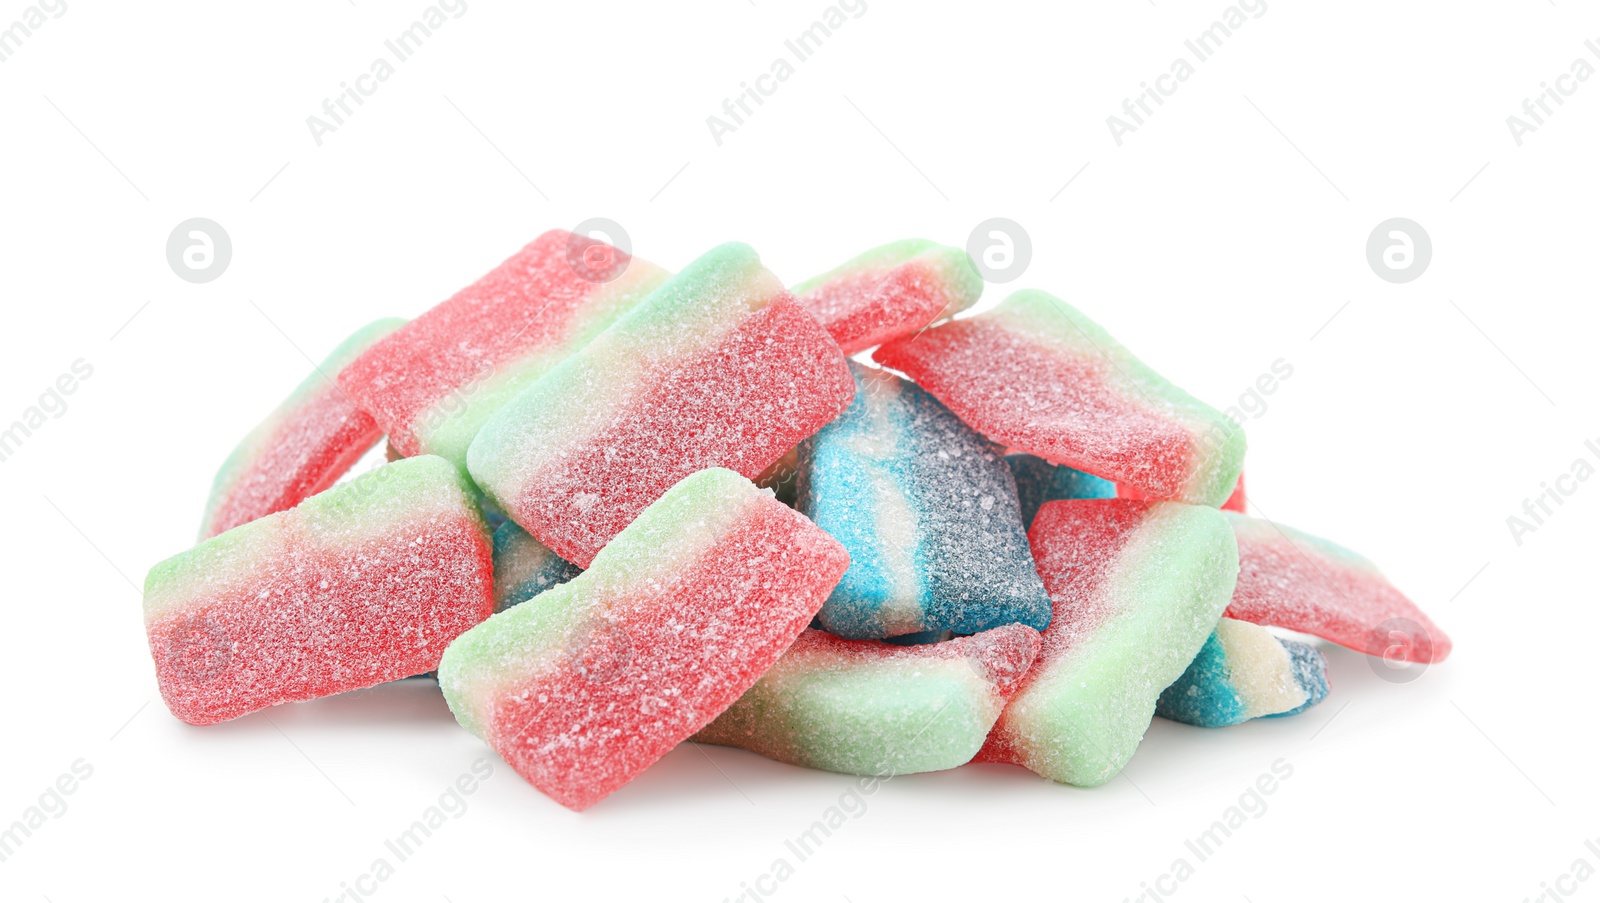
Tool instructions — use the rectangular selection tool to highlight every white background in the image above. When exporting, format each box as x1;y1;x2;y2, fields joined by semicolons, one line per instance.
2;2;1596;901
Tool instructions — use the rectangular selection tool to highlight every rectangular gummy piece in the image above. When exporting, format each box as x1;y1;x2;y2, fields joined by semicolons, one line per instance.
200;317;405;539
336;230;669;468
1155;617;1328;728
1224;512;1450;663
874;290;1246;507
694;624;1040;777
467;242;855;567
437;468;849;810
978;498;1238;785
791;239;983;355
147;455;494;725
798;362;1051;639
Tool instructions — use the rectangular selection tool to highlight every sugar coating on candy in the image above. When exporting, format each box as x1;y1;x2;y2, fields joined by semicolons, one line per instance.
1124;470;1248;512
467;243;855;567
492;520;582;613
977;498;1239;785
1007;452;1117;529
437;468;849;810
694;625;1041;776
1118;470;1247;513
200;318;405;539
1224;512;1450;663
1269;641;1330;718
337;231;669;468
791;239;983;355
798;363;1050;639
874;290;1246;507
1156;618;1328;728
147;455;494;725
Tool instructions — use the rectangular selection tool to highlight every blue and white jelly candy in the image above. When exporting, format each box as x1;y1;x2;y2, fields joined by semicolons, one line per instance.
797;363;1050;640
